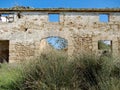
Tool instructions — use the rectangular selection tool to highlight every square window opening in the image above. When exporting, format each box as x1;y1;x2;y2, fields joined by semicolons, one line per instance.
99;14;109;22
49;13;60;22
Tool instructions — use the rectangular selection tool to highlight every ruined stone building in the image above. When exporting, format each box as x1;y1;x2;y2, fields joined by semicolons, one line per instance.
0;8;120;63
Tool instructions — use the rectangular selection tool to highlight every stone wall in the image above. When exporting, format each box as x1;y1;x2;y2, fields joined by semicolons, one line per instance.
0;9;120;62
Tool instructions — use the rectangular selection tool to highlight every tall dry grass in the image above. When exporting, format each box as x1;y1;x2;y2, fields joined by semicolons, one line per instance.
0;53;119;90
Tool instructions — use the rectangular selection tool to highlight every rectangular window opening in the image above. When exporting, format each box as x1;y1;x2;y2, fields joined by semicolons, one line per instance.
49;13;60;22
98;40;112;50
99;14;109;22
0;13;14;23
98;40;112;56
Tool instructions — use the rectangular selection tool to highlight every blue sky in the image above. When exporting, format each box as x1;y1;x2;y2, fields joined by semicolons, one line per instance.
0;0;120;8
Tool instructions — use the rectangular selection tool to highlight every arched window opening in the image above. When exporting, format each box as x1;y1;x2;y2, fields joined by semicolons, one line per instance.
39;36;68;56
46;36;68;50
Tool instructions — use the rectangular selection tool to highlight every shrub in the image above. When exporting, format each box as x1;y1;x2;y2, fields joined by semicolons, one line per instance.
0;54;119;90
0;63;24;90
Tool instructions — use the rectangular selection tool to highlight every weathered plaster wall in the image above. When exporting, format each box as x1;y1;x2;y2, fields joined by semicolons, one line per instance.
0;11;120;62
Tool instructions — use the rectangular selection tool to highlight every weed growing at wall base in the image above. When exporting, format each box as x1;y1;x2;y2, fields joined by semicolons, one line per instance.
0;53;120;90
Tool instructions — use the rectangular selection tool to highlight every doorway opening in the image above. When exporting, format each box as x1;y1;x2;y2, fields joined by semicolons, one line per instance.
0;40;9;63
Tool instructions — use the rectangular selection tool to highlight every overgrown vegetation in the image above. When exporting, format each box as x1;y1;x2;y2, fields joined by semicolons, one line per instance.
11;6;33;9
0;53;120;90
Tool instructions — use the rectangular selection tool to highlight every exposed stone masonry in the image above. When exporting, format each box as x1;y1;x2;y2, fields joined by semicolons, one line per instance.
0;8;120;62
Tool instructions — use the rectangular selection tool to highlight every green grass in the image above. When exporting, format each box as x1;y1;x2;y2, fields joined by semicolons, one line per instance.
0;54;119;90
0;63;24;90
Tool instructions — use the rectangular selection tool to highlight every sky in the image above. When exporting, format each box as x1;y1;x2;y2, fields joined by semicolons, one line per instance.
0;0;120;8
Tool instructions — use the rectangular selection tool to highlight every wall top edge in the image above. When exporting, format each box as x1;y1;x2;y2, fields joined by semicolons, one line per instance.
0;8;120;12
